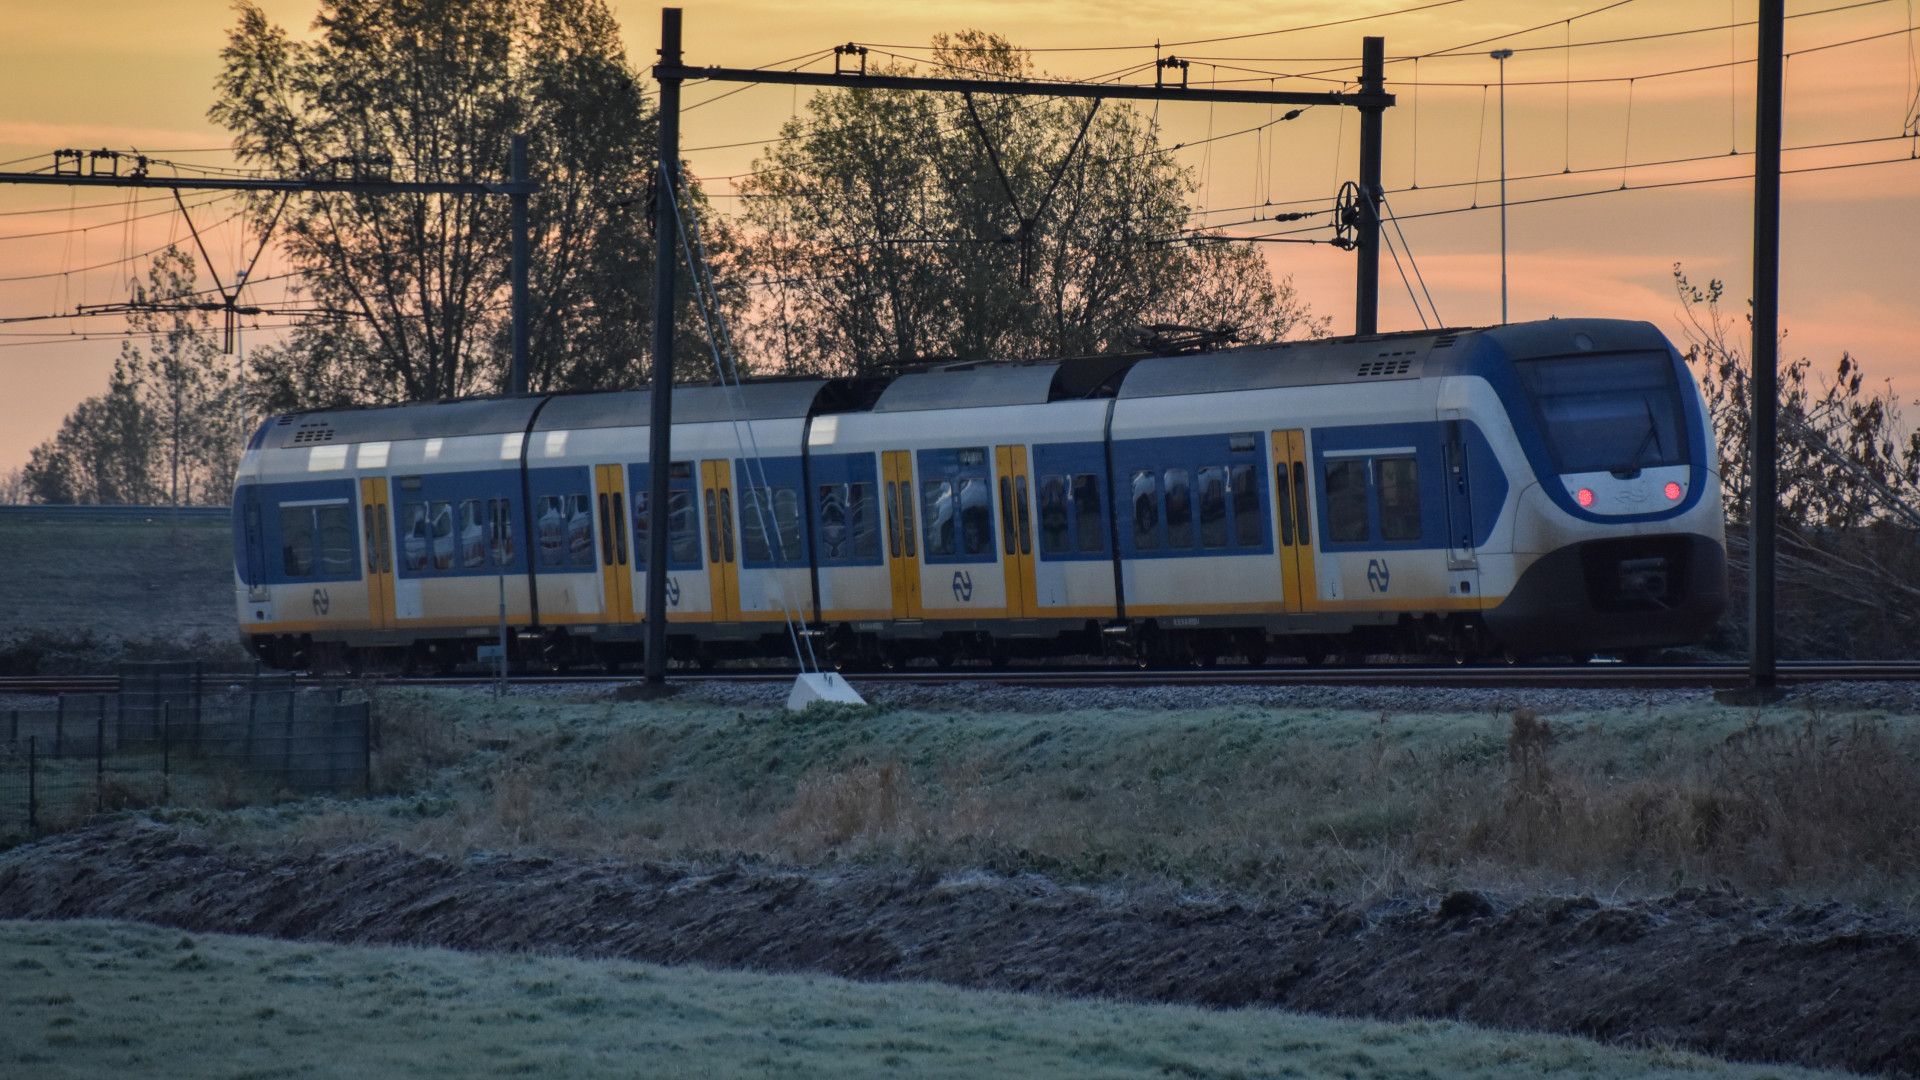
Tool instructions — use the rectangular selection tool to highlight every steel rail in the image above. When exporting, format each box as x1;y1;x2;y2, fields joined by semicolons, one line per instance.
4;662;1919;697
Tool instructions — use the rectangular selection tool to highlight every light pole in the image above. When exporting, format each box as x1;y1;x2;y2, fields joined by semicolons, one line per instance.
1491;47;1513;324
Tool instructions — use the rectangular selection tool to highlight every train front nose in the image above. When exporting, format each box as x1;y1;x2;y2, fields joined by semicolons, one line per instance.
1487;479;1729;655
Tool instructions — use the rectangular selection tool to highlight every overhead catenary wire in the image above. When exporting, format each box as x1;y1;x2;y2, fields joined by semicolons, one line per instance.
850;0;1472;54
659;162;821;676
1233;149;1920;242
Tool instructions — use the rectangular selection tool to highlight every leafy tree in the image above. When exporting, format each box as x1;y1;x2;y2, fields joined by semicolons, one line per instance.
23;370;153;505
211;0;735;410
740;32;1325;375
22;248;246;506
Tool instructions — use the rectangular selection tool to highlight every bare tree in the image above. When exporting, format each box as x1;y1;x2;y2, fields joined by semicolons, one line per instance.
1676;265;1920;656
212;0;737;410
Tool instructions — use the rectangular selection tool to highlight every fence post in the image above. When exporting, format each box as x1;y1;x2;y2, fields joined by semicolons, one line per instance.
26;736;36;832
95;700;105;813
115;692;124;749
54;696;64;759
7;708;14;743
160;702;171;804
362;702;372;794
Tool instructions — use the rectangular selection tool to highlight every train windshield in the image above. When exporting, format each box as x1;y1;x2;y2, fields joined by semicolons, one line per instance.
1514;351;1688;475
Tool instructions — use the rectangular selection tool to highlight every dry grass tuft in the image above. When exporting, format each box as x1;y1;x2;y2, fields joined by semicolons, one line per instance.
774;760;916;855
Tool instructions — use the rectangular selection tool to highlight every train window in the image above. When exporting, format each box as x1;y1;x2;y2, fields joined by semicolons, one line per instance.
564;495;594;567
773;489;802;561
847;483;879;559
884;483;901;559
1130;470;1160;550
597;493;615;566
405;502;433;571
541;497;564;567
1275;468;1295;546
742;488;773;563
1325;460;1369;542
280;506;316;576
1038;476;1070;555
1072;474;1103;553
959;477;993;556
1516;352;1686;474
631;492;650;569
816;485;848;560
1377;456;1422;541
489;498;514;566
704;489;721;564
430;501;456;570
459;500;487;568
921;481;955;556
667;490;700;566
1014;476;1031;556
363;505;379;575
720;488;736;563
899;481;917;558
315;504;356;576
1163;469;1193;549
1292;461;1311;546
375;503;393;574
1229;465;1261;547
1197;467;1229;549
999;477;1017;556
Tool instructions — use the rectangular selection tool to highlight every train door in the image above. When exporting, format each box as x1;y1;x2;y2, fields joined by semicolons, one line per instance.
592;464;636;623
880;450;922;620
358;477;395;629
993;444;1037;618
1441;418;1482;598
699;459;739;622
1270;430;1317;613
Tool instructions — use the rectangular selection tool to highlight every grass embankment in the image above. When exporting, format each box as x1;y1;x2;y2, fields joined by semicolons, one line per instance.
0;517;240;671
0;919;1842;1080
188;688;1920;904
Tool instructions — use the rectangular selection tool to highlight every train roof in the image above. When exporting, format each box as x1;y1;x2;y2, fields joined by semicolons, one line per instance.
256;318;1674;448
531;378;832;432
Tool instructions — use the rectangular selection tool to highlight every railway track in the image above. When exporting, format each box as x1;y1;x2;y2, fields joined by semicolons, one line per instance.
5;661;1920;697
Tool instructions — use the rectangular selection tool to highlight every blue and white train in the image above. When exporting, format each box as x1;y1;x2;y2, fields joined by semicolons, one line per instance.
231;317;1727;669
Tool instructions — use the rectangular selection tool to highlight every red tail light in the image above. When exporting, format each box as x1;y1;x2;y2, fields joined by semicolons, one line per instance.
1576;487;1595;508
1664;481;1682;500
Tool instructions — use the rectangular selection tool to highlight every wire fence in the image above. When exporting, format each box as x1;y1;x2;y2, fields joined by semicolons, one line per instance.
0;662;370;841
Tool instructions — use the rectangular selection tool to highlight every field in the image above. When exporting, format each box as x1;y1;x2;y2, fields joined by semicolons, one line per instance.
0;514;241;671
0;919;1844;1080
1;515;1917;1075
2;685;1917;1076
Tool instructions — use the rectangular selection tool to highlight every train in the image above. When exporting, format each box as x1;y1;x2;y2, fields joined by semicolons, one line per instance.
231;317;1728;671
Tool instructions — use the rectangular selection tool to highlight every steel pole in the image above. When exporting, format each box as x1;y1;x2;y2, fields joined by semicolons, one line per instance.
1354;37;1385;335
509;133;530;395
645;8;683;685
1750;0;1784;691
1492;49;1513;324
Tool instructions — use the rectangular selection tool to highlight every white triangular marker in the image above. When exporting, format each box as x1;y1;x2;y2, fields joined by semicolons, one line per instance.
786;671;866;711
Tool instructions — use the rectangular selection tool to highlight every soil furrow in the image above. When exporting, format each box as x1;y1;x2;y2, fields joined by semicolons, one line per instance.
3;822;1916;1076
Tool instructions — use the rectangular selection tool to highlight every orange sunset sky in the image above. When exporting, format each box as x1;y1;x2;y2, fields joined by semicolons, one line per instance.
2;0;1917;476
